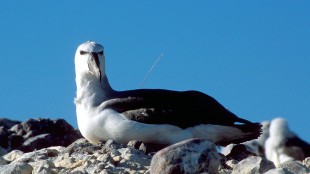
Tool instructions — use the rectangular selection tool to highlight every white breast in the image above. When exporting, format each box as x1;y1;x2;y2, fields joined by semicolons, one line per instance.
77;106;193;145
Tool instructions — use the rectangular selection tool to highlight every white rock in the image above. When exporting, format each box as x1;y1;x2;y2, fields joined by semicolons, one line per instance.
54;157;82;168
14;147;60;163
3;150;24;162
263;168;294;174
31;160;56;174
303;157;310;169
279;161;310;174
0;162;33;174
1;138;154;173
221;144;234;156
232;156;275;174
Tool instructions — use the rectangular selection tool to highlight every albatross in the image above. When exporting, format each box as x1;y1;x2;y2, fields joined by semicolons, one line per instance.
74;41;262;146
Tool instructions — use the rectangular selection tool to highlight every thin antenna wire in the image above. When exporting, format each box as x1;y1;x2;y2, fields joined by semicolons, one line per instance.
140;53;164;89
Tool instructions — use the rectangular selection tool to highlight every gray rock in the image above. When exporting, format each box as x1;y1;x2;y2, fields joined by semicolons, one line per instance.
0;162;33;174
225;159;239;169
127;140;155;154
0;119;20;130
264;168;294;174
232;156;275;174
10;124;24;136
0;118;20;150
139;143;154;154
8;134;24;150
217;169;233;174
0;156;8;165
279;161;310;174
150;139;220;174
226;144;257;161
2;118;83;153
102;139;123;156
127;140;143;149
0;146;8;156
54;138;152;173
1;118;155;173
119;147;152;170
31;160;56;174
97;154;114;164
20;133;54;152
0;128;10;149
33;168;56;174
64;138;99;156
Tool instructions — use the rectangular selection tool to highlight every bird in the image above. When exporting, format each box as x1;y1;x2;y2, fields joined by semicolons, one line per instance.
265;117;310;166
74;41;262;147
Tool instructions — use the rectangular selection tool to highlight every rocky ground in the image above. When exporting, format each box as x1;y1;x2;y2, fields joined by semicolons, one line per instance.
1;118;310;174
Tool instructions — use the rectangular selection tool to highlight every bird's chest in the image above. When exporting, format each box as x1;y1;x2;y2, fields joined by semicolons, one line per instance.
76;106;108;144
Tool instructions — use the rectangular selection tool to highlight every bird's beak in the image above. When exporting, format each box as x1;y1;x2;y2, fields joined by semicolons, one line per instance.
88;53;101;82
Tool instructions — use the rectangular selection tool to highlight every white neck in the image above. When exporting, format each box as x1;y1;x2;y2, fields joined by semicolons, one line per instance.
75;73;115;107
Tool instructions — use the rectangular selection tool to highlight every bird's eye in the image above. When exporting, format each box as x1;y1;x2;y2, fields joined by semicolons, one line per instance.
98;51;103;55
80;51;88;55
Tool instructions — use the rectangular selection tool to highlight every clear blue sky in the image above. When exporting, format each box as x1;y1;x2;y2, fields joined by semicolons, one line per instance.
1;1;309;141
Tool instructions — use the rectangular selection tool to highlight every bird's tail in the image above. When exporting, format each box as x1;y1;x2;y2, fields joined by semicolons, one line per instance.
217;122;262;146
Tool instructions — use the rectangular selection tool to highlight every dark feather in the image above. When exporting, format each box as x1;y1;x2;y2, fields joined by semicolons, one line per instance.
103;89;257;128
286;136;310;158
101;89;262;145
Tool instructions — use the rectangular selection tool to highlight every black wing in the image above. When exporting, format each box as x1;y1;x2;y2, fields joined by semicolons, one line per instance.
102;89;254;129
286;136;310;158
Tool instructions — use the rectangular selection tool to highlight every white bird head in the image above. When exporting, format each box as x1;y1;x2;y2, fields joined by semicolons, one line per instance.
75;41;105;83
269;117;295;138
